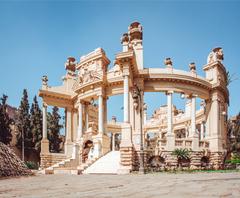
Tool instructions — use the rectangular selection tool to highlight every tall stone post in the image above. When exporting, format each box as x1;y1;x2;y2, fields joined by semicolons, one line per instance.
84;103;89;132
200;122;204;140
65;107;73;157
124;74;129;123
190;95;199;151
41;103;49;154
104;97;108;132
118;72;133;174
98;94;104;134
112;133;115;151
94;93;110;158
77;102;83;142
166;91;174;151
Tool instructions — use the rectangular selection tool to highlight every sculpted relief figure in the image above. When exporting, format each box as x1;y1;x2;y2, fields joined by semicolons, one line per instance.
207;47;224;64
78;65;101;85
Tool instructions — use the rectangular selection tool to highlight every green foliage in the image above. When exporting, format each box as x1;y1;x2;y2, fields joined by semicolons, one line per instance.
16;89;33;149
25;161;38;170
48;106;63;153
0;94;12;144
172;148;191;168
227;113;240;153
225;153;240;164
30;96;42;152
172;148;190;160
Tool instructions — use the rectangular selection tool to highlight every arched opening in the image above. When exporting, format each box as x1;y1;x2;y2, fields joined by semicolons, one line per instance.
148;155;165;170
178;157;191;168
200;156;210;168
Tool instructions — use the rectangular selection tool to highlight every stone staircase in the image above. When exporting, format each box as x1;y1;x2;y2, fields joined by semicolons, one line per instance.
39;156;80;175
83;151;120;174
39;152;111;175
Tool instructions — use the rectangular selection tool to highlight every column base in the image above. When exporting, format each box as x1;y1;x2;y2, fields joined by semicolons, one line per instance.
207;136;225;152
190;136;199;151
166;134;175;151
41;139;49;154
92;133;110;158
65;141;73;157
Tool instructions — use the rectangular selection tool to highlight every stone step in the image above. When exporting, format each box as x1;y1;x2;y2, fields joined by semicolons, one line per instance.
53;169;81;175
84;151;120;174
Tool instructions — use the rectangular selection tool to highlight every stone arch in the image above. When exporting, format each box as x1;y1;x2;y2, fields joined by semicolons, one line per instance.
200;156;210;168
148;155;166;171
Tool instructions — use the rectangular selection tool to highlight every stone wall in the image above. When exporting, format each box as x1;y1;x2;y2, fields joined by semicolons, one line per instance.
40;153;67;169
144;151;226;171
120;146;133;171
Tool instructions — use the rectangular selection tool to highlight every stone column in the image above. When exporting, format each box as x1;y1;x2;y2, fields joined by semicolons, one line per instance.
167;91;173;135
85;103;89;132
42;103;47;139
104;97;107;133
77;102;83;141
98;94;104;134
112;133;115;151
41;102;49;154
66;108;72;142
166;91;174;151
191;96;196;137
200;122;204;140
65;107;73;156
123;75;129;123
190;95;199;151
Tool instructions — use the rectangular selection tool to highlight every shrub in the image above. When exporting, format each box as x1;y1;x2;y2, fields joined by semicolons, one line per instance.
25;161;38;170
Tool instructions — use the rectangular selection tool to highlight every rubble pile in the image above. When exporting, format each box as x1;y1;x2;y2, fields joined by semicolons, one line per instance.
0;142;33;177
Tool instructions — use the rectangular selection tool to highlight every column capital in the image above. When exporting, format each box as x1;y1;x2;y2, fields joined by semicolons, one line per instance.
43;102;48;108
166;90;174;95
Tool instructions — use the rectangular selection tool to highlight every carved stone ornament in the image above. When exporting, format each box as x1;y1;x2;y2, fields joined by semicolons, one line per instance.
207;47;224;64
65;57;76;72
78;66;101;85
42;75;48;86
189;62;196;72
164;58;173;67
121;33;129;44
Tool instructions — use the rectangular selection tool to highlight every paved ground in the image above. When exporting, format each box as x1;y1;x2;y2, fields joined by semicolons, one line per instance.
0;172;240;198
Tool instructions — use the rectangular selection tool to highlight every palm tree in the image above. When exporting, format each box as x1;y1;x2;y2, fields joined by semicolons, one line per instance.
172;148;190;170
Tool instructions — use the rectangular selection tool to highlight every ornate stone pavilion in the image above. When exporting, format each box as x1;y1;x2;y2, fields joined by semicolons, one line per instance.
39;22;229;174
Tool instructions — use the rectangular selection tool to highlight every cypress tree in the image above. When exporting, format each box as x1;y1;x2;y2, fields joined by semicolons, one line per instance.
16;89;33;150
0;94;12;145
48;106;63;153
30;96;42;152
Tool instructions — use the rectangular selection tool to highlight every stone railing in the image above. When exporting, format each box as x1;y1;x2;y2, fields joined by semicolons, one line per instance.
199;140;210;148
158;139;167;148
175;139;192;148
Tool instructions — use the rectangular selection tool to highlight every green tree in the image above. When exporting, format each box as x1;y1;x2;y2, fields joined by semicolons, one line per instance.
0;94;12;145
227;113;240;153
171;148;190;169
16;89;33;150
30;96;42;152
48;106;63;153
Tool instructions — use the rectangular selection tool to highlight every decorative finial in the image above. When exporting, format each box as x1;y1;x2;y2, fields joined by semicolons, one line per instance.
42;75;48;86
65;57;76;72
164;58;173;68
128;21;143;42
121;33;129;44
189;62;196;73
207;47;224;64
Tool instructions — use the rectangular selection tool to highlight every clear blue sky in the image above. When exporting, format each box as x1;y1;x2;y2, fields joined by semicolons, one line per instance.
0;0;239;121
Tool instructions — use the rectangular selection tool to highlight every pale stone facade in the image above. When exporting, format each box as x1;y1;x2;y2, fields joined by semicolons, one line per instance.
39;22;229;174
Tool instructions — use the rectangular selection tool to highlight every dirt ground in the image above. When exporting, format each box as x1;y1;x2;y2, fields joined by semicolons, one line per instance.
0;172;240;198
